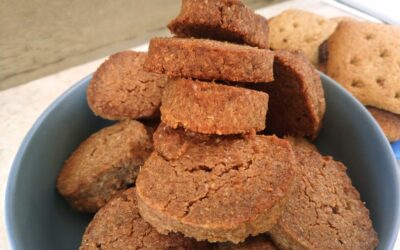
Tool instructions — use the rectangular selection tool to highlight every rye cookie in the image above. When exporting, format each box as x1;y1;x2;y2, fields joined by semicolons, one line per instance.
87;51;168;120
252;50;325;140
160;78;269;135
270;138;379;249
144;37;274;83
57;120;153;213
168;0;269;48
80;188;209;250
136;134;296;243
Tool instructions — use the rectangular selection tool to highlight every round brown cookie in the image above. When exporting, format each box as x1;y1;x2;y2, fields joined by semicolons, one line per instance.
216;235;277;250
57;120;153;213
160;78;268;135
80;188;209;250
152;123;214;160
136;134;296;243
367;106;400;142
87;51;168;120
168;0;269;49
270;138;378;249
144;37;274;83
252;50;325;140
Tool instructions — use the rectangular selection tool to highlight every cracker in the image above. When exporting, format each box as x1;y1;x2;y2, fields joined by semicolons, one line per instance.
326;21;400;114
269;9;338;66
368;106;400;142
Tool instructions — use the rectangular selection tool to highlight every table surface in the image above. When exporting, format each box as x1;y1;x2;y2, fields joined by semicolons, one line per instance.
0;0;397;249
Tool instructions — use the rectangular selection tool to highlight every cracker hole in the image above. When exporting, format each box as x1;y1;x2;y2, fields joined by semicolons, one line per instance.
283;38;288;43
350;57;360;65
351;79;363;87
380;49;389;58
365;34;374;40
318;20;325;26
395;92;400;99
279;27;285;32
305;37;314;43
293;22;299;28
376;77;385;87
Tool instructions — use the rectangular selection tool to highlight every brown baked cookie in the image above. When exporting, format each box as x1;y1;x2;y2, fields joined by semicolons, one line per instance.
268;9;338;66
153;123;219;160
57;120;153;213
216;235;277;250
160;78;269;135
80;188;209;250
136;134;296;243
168;0;269;49
253;50;325;140
144;37;274;83
270;138;379;249
87;51;168;120
368;106;400;142
325;21;400;114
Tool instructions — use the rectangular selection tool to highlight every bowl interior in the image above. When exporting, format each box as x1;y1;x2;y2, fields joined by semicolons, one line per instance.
6;74;400;250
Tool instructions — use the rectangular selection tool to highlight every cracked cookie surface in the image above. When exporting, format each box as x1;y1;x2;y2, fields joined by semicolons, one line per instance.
270;138;378;250
87;51;168;120
136;132;296;243
80;188;209;250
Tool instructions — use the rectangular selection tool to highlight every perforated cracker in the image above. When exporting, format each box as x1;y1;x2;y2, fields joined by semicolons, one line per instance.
326;21;400;114
268;9;338;66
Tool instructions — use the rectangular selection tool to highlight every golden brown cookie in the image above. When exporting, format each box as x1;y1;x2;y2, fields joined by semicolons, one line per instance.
87;51;168;120
270;138;379;250
269;9;338;66
144;37;274;83
168;0;269;48
160;78;269;135
368;106;400;142
136;132;296;243
325;21;400;114
252;50;325;140
57;120;153;213
80;188;209;250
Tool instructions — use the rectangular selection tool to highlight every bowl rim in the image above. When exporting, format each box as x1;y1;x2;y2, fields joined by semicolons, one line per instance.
4;72;400;249
4;74;92;250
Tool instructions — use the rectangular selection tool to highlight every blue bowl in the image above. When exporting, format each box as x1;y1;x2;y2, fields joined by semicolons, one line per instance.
5;73;400;250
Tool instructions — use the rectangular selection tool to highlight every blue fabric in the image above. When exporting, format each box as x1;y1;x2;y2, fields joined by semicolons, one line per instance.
392;141;400;160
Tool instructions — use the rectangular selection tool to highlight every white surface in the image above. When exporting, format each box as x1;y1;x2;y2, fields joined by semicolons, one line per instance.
0;0;398;249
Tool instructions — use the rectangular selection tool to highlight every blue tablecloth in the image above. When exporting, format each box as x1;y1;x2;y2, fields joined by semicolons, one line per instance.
392;141;400;160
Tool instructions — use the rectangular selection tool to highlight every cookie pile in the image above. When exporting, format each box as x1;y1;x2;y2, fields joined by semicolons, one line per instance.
57;1;378;249
269;9;400;142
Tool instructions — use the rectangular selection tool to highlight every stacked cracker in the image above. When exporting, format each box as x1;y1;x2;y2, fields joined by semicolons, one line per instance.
268;9;400;142
57;1;378;249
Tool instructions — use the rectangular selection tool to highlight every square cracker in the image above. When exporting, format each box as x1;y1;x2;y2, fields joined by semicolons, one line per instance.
326;21;400;114
268;9;338;66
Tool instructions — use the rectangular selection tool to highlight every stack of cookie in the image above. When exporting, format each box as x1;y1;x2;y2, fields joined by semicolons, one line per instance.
56;1;378;249
268;9;400;142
